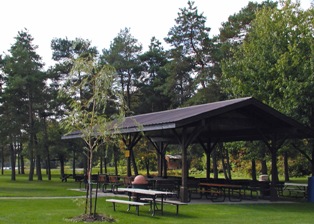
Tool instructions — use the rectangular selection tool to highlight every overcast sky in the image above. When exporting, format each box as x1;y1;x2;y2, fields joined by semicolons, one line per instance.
1;0;312;68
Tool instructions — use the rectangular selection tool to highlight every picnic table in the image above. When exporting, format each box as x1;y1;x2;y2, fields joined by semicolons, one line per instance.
199;183;243;202
115;187;183;216
284;182;308;198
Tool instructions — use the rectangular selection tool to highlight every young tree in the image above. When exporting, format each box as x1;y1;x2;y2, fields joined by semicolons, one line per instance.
60;54;124;217
50;38;99;174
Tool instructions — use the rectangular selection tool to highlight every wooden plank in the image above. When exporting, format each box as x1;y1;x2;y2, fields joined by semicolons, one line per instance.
106;199;149;216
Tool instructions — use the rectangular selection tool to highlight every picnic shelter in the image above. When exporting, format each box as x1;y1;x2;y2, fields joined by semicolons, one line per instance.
63;97;314;202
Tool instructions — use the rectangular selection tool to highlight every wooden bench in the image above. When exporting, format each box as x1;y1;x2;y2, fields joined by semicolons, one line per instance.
106;199;149;216
199;189;225;201
286;189;307;198
160;200;188;215
141;198;188;215
60;174;73;182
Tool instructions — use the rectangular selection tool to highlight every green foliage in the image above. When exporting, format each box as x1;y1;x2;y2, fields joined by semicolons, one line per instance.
222;0;314;118
165;1;221;107
101;27;142;112
59;53;125;215
1;29;47;180
222;0;314;175
134;37;172;113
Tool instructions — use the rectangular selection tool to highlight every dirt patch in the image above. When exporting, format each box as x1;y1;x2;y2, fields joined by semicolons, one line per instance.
67;213;115;222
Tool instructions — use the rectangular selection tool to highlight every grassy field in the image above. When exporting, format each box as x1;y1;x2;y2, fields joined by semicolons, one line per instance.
0;172;314;223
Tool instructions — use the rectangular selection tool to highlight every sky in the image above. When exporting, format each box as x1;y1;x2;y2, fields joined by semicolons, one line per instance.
1;0;312;68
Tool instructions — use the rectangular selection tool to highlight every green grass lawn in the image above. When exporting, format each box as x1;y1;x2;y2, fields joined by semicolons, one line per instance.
1;173;314;223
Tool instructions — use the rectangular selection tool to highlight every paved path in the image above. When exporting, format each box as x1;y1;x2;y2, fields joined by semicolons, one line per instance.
0;189;296;204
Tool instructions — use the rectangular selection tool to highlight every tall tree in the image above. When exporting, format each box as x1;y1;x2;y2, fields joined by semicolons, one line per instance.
135;37;171;113
165;1;216;106
51;37;98;80
1;29;46;181
163;49;195;107
222;0;314;175
102;28;142;113
219;1;278;49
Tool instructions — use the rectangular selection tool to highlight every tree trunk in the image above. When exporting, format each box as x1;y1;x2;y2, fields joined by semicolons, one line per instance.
213;148;218;179
226;148;232;180
104;153;108;174
28;139;34;181
127;150;131;177
206;150;211;179
17;141;21;174
113;145;118;175
1;146;4;175
36;154;42;181
284;151;289;182
251;159;257;181
146;159;150;176
261;160;268;175
21;155;25;174
163;153;168;178
131;150;138;176
99;154;103;174
220;144;229;180
60;155;65;177
34;134;42;181
28;89;35;181
10;142;16;181
88;150;93;216
42;116;51;180
72;151;76;176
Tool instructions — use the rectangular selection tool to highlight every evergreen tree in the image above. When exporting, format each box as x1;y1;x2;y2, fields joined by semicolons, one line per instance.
1;29;46;180
135;37;171;113
165;1;220;106
101;28;142;114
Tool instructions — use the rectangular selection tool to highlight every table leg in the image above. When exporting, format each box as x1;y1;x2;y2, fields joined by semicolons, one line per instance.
152;197;156;216
161;196;164;215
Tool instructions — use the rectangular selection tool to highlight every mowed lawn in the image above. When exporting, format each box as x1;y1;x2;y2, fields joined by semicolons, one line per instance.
1;174;314;223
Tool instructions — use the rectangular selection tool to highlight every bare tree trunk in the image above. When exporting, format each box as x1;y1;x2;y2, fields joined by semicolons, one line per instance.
113;145;118;175
34;134;42;181
1;146;4;175
21;154;25;174
251;159;257;181
284;151;289;182
42;115;51;180
100;154;103;174
220;144;230;180
131;150;138;176
88;150;93;216
72;151;76;176
60;155;65;178
146;159;150;176
28;89;35;181
226;149;232;180
10;142;16;181
261;160;268;175
213;148;218;179
104;153;108;174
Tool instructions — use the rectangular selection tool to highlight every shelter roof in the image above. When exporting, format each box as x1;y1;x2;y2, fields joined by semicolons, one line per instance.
63;97;314;143
117;97;313;143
